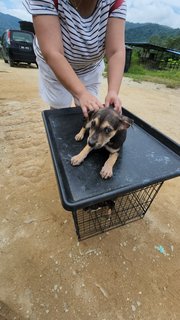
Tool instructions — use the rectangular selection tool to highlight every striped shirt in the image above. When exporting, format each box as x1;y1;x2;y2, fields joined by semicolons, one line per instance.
23;0;127;75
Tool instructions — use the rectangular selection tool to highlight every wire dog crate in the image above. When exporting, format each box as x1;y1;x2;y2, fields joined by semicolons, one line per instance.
72;182;163;240
42;107;180;240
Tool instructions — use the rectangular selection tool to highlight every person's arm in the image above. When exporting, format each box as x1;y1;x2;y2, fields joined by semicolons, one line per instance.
33;15;103;116
105;18;126;112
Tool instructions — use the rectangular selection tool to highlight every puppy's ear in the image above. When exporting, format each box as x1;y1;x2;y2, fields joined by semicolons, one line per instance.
86;110;98;129
118;116;134;130
88;110;95;119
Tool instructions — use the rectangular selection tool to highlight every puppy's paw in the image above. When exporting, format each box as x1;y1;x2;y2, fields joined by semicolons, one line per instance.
100;165;113;179
75;128;85;141
71;155;84;166
75;133;83;141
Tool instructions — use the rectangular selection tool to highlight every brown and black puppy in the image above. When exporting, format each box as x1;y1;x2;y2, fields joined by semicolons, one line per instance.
71;106;133;179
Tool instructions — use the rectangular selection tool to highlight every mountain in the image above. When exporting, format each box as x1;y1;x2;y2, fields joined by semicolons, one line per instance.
125;22;180;43
0;11;180;43
0;12;21;36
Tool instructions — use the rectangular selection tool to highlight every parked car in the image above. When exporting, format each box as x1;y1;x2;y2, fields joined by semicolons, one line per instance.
1;29;37;67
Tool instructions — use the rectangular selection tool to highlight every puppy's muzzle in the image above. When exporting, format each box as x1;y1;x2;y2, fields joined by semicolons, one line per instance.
88;138;97;148
88;133;100;148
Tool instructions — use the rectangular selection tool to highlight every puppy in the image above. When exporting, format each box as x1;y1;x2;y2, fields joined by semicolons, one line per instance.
71;106;133;179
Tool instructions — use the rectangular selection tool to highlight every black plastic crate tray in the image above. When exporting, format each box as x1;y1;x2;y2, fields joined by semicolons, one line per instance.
42;107;180;211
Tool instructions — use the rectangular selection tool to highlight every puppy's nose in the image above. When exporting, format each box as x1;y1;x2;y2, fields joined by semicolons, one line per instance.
88;140;96;148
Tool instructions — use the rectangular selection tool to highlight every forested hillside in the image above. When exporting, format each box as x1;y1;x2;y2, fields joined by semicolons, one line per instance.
0;12;21;35
125;22;180;50
125;22;180;42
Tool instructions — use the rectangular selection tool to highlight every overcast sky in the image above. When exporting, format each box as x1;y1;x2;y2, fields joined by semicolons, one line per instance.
0;0;180;28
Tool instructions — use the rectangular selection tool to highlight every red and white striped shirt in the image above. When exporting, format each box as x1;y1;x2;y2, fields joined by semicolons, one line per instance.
23;0;127;75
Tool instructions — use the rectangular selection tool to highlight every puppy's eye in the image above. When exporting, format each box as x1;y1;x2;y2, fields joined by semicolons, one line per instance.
91;120;96;128
104;127;112;134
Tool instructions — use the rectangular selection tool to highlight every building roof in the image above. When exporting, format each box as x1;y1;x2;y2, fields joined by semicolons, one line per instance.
125;42;180;56
166;49;180;56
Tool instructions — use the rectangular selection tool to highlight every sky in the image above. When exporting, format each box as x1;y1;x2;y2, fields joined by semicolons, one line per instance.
0;0;180;28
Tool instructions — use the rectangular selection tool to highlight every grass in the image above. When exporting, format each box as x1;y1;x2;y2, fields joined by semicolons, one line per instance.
124;52;180;89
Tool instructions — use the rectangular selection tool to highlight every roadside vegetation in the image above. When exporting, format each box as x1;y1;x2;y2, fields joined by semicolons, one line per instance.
124;50;180;89
103;49;180;89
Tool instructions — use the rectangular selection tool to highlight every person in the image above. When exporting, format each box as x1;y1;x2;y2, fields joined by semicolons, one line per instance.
23;0;127;117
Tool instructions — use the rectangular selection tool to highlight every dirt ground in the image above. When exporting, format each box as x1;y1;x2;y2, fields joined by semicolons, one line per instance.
0;60;180;320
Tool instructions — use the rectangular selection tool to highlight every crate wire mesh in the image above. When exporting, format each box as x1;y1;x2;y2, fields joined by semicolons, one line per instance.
72;182;163;240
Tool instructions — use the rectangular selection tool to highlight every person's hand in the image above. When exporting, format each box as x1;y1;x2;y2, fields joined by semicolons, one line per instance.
78;90;104;117
105;90;122;114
